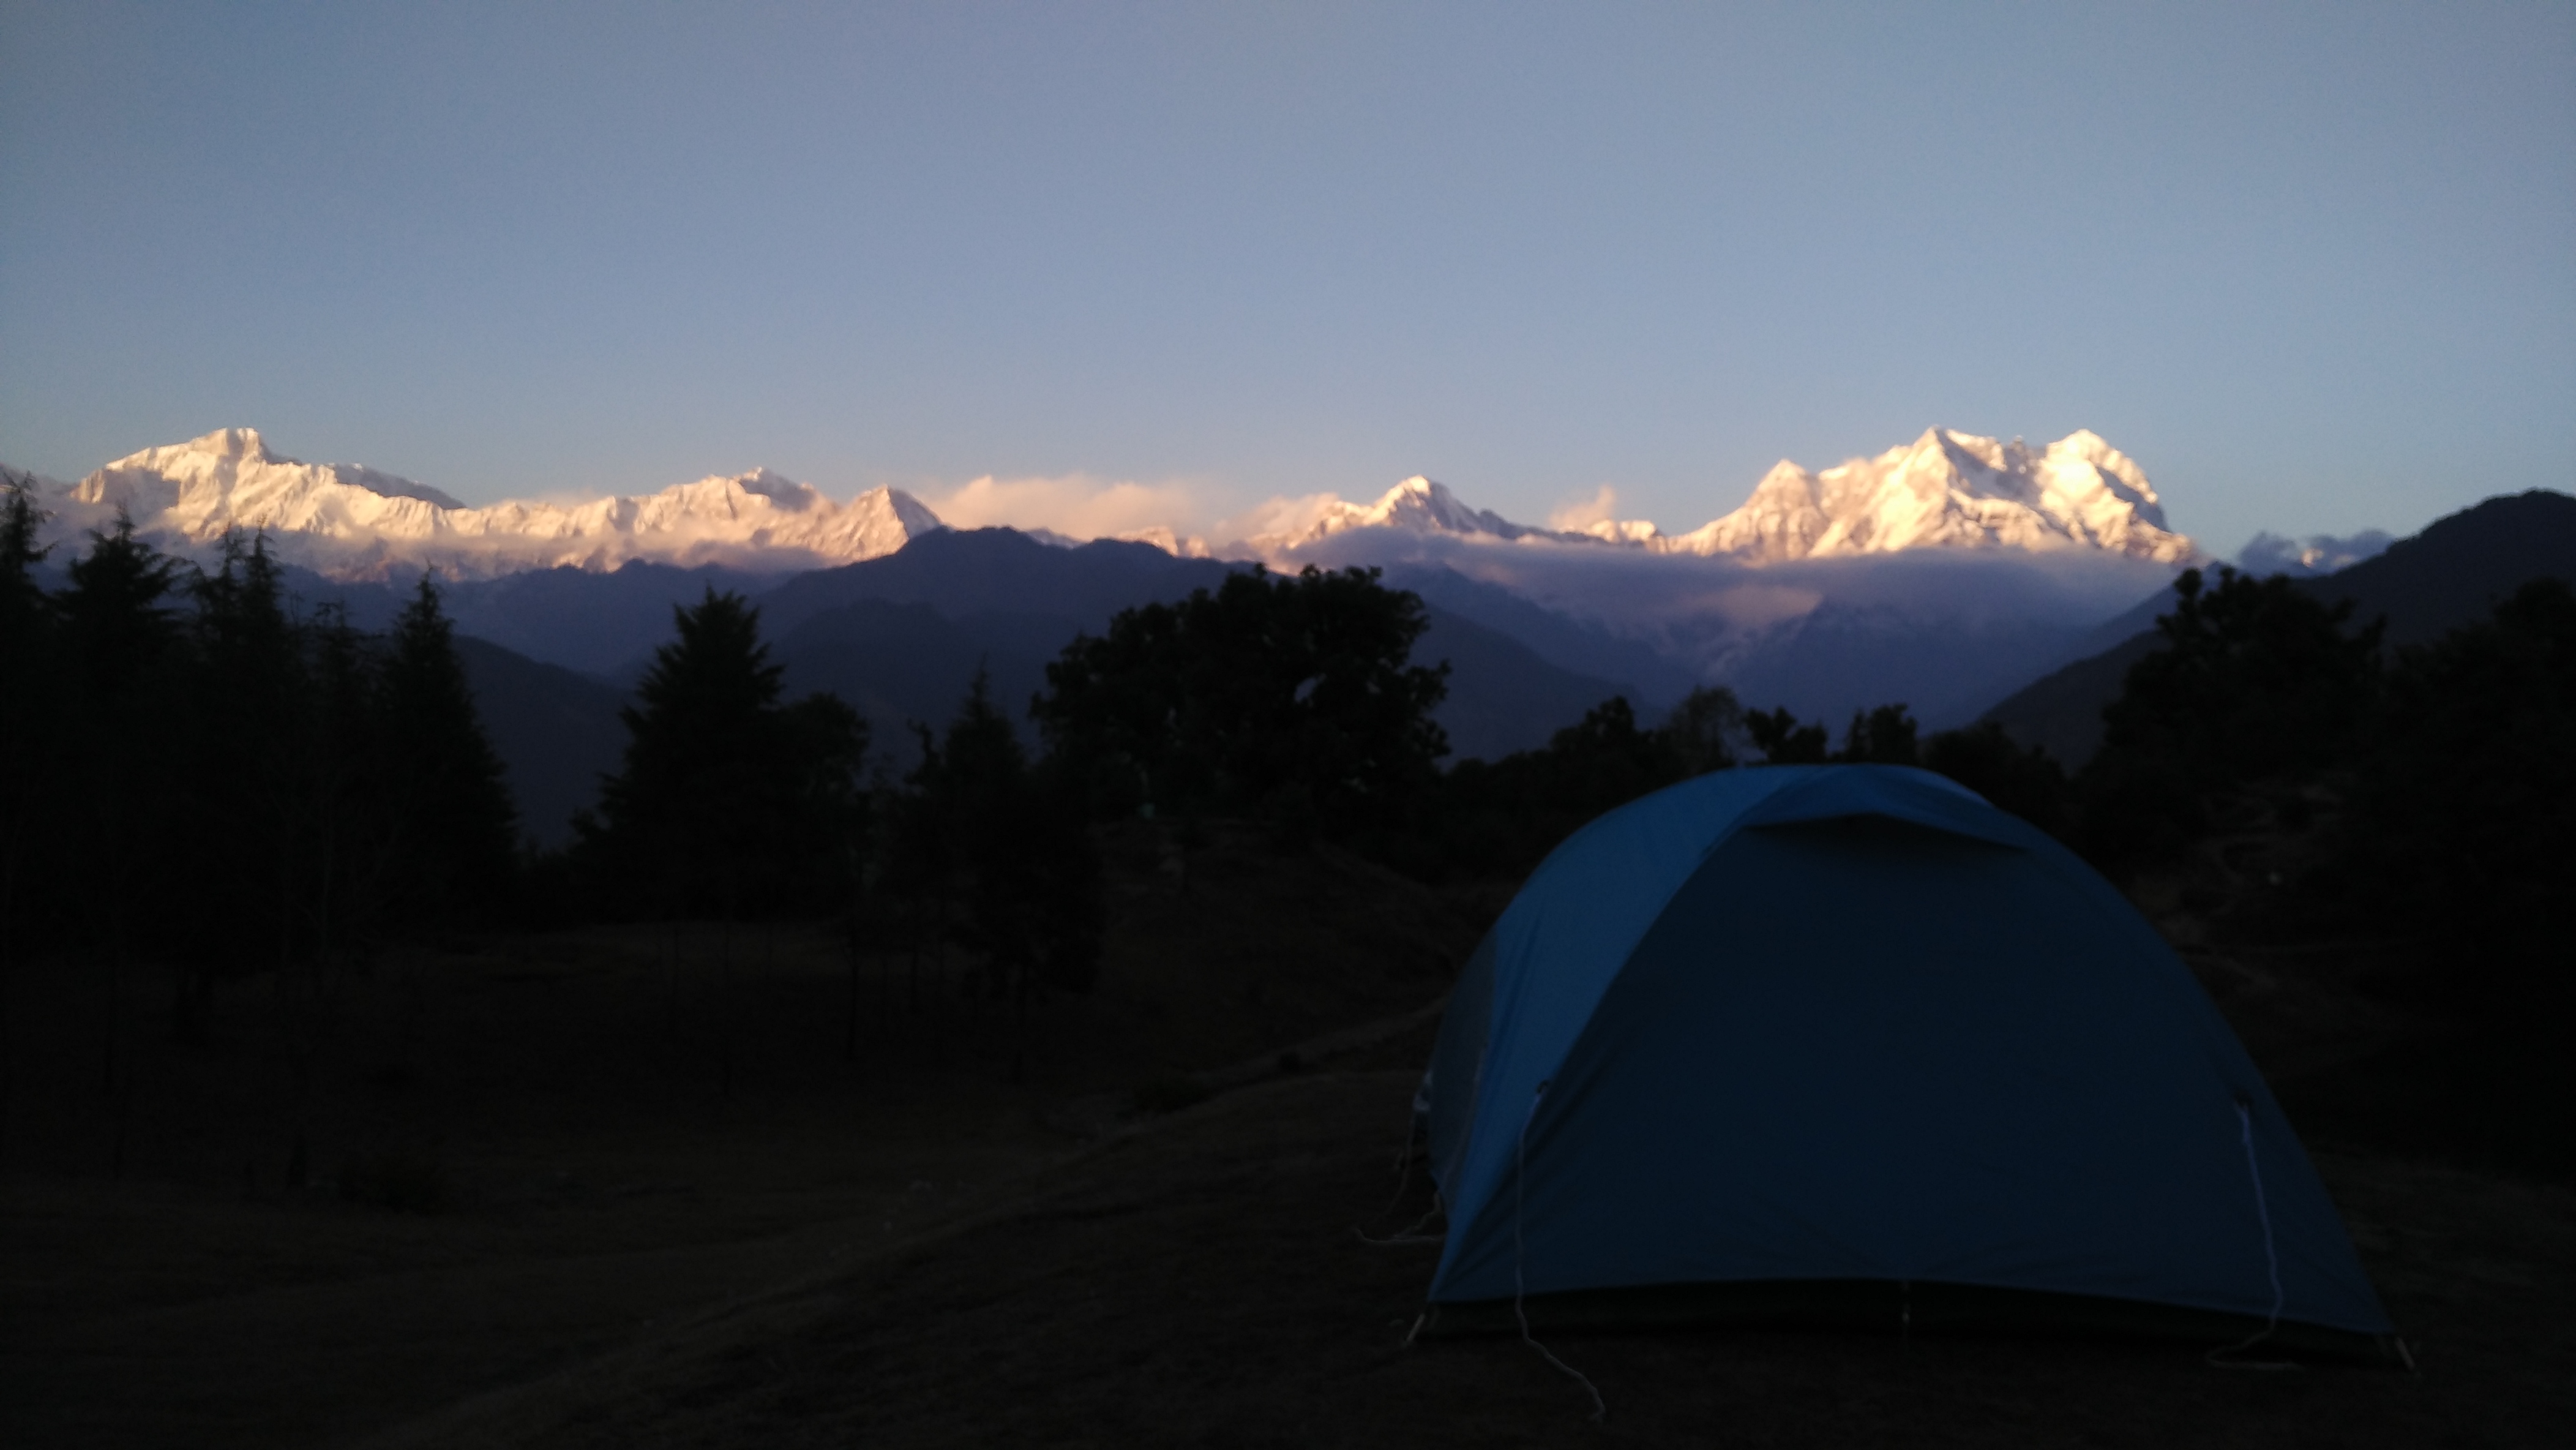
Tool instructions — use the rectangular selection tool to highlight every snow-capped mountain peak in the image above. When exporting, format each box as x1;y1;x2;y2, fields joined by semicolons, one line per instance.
1657;427;2195;564
1246;475;1593;553
1366;476;1531;538
70;429;472;532
181;427;274;463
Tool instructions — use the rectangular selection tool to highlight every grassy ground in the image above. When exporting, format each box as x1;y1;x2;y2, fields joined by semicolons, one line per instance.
367;1070;2576;1449
0;821;1493;1448
3;816;2568;1447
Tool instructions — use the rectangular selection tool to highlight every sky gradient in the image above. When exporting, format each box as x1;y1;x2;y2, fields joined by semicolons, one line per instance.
3;2;2570;555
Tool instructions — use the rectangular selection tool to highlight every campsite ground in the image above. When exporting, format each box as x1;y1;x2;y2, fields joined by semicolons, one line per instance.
4;819;2570;1448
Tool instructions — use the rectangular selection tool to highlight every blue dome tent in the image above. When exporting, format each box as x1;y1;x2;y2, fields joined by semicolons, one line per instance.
1417;765;2396;1359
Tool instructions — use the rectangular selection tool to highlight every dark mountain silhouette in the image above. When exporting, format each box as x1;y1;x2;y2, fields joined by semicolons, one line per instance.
448;530;1644;840
754;528;1233;637
256;558;781;680
757;529;1639;762
771;599;1080;764
1981;490;2576;765
452;636;631;847
449;561;783;677
1716;600;2099;731
1411;608;1639;761
1975;635;2165;767
1382;563;1701;708
2300;490;2576;646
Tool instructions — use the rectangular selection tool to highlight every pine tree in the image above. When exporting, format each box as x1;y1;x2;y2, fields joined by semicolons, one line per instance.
0;476;54;955
186;531;305;992
380;573;518;929
55;513;183;1095
0;476;54;1160
934;670;1050;997
586;588;866;918
1661;686;1745;776
0;471;45;647
1835;703;1920;765
304;603;394;964
590;588;782;916
59;511;181;699
910;671;1101;1076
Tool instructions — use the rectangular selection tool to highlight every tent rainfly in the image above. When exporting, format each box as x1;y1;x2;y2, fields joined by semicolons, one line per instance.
1416;765;2397;1360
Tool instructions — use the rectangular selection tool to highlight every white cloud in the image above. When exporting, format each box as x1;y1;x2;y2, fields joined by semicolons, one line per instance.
916;472;1212;543
2236;529;2393;577
1546;483;1624;532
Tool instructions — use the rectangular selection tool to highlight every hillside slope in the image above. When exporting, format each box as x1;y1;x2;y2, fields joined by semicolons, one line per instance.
453;637;631;847
1981;490;2576;765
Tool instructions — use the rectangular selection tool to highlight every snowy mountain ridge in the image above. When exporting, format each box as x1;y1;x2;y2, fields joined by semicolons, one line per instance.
1241;475;1600;554
50;429;945;578
12;424;2195;579
1245;429;2196;566
1650;428;2196;565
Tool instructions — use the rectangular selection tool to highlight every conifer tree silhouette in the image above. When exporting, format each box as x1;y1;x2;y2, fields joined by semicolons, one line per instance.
188;532;305;999
0;477;54;1160
56;513;182;1099
909;670;1101;1076
883;723;953;1015
1661;685;1746;776
1834;703;1920;764
592;588;784;917
0;478;53;954
587;587;866;918
935;671;1080;996
381;573;518;929
304;603;391;967
586;587;865;1094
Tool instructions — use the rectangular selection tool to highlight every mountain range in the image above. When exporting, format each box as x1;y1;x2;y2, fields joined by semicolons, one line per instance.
1232;429;2195;566
24;424;2193;576
1;422;2313;844
48;428;946;578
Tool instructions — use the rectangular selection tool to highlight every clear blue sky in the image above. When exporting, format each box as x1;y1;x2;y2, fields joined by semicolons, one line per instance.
3;2;2569;552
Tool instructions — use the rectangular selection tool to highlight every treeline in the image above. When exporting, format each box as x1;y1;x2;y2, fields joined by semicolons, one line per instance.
1421;565;2572;996
14;470;2564;1090
1;497;520;1043
537;585;1101;1050
1000;557;2105;884
1076;559;2571;1079
1434;562;2573;1165
533;546;2576;1019
2083;567;2573;1004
